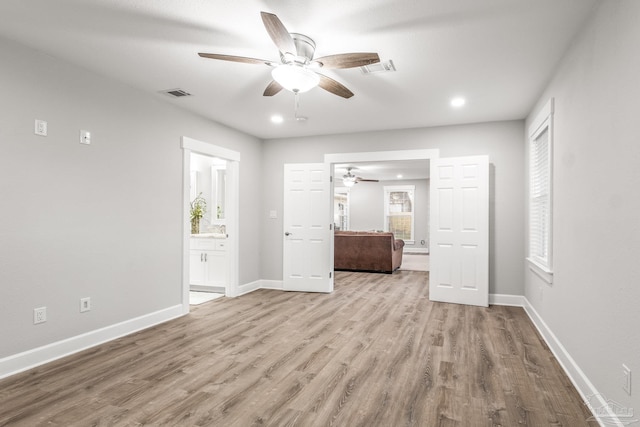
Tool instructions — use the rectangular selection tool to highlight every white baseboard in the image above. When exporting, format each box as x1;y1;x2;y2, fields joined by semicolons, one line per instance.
235;279;284;296
489;293;526;306
404;248;429;254
237;279;261;296
0;304;184;380
259;280;284;290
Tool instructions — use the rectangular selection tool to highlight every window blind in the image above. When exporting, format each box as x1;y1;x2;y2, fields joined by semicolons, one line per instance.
529;126;551;269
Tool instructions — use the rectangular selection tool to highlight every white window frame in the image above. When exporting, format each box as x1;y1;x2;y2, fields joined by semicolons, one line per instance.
527;99;554;284
334;187;350;231
384;185;415;244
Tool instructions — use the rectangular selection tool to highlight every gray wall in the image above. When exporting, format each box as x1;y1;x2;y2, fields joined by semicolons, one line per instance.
0;36;262;358
261;120;525;296
348;179;430;251
525;1;640;412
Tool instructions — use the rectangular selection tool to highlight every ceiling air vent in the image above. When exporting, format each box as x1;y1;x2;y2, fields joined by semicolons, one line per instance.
161;88;192;98
361;60;396;75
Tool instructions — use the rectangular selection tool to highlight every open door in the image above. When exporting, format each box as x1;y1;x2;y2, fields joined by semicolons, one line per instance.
283;163;333;293
430;155;489;307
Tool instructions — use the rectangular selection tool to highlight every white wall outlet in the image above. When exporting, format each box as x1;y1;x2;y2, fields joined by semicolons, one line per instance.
623;364;632;395
80;130;91;145
34;307;47;324
34;119;48;136
80;297;91;313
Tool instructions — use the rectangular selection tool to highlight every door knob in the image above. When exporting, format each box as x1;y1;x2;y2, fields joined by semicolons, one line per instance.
285;232;292;236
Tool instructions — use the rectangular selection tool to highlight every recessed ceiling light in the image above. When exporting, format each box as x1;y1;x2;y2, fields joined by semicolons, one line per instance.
271;114;284;124
451;97;466;108
397;174;403;179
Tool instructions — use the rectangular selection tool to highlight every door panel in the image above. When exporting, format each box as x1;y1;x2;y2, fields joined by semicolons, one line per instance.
430;155;489;307
283;163;333;293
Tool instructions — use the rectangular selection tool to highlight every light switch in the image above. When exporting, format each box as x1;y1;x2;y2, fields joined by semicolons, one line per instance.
35;119;47;136
80;130;91;145
269;210;277;219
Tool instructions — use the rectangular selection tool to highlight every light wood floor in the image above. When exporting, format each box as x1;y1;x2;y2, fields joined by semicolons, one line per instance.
0;271;596;426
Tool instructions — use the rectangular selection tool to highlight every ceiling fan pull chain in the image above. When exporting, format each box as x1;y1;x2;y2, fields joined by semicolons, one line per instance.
293;91;307;121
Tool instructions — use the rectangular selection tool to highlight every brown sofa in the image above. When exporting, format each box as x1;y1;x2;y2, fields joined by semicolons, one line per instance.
334;231;405;273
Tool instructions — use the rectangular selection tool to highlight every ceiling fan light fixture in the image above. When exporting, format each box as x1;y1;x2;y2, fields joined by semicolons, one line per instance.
272;64;320;93
343;176;356;187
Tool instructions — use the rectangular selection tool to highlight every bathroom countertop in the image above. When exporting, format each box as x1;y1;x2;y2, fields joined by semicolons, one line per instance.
190;233;227;239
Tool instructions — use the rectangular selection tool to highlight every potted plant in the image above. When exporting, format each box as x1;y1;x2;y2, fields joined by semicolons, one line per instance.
190;193;207;234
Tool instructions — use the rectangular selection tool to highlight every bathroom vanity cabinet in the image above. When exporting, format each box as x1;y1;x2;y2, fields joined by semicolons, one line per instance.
190;237;227;288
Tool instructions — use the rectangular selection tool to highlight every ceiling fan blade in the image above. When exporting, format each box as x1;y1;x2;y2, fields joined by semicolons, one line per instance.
356;178;379;182
317;74;354;99
312;53;380;69
260;12;297;56
198;53;273;66
263;80;284;97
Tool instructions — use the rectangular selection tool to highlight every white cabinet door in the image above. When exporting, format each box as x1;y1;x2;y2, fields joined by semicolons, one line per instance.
430;155;489;307
205;250;227;286
189;250;206;285
283;163;332;293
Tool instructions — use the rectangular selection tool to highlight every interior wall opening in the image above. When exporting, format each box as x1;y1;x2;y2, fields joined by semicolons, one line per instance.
325;150;439;277
332;159;431;254
181;136;240;312
188;153;228;305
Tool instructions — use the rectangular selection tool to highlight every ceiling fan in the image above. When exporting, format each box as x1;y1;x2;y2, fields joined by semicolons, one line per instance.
198;11;380;99
343;167;379;187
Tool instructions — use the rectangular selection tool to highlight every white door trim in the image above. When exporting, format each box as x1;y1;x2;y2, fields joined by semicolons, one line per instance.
325;149;440;165
181;137;240;314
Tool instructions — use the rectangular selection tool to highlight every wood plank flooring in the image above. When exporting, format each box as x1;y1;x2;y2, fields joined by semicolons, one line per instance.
0;271;597;426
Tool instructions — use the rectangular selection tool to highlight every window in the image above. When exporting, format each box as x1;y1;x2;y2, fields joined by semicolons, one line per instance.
334;187;350;231
384;185;415;243
528;99;554;283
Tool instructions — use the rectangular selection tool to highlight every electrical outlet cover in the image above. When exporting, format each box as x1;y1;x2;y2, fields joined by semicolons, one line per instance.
80;297;91;312
34;307;47;324
35;119;48;136
80;130;91;145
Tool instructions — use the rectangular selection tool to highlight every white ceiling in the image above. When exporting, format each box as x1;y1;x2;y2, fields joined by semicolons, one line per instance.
0;0;597;140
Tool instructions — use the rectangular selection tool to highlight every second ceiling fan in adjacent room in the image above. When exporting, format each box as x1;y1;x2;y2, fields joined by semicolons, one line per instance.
342;167;379;187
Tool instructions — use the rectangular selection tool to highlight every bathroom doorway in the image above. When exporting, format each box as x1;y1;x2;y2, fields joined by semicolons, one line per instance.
181;137;240;314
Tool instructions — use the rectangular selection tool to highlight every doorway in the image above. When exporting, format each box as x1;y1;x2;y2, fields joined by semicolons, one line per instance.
325;149;489;307
181;137;240;314
325;150;437;279
332;159;430;253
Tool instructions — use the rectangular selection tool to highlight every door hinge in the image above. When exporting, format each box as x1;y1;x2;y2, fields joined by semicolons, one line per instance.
330;176;333;183
330;271;332;278
330;223;333;230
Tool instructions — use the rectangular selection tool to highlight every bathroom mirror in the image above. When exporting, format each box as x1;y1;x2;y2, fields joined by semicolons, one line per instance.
211;165;226;222
190;153;227;231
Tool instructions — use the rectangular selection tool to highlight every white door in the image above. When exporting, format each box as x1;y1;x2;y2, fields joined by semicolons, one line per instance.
283;163;333;293
430;155;489;307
